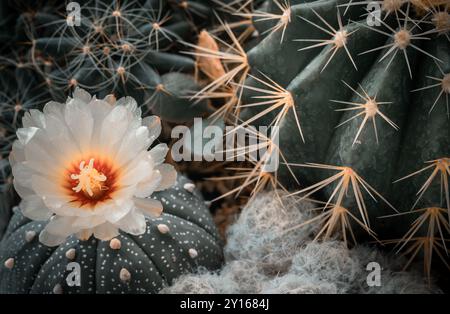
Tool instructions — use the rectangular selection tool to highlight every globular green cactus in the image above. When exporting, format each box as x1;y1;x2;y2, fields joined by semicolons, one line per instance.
0;175;223;293
189;0;449;280
4;0;220;122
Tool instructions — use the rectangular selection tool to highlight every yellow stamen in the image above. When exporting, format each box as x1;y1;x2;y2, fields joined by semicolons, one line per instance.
71;158;107;197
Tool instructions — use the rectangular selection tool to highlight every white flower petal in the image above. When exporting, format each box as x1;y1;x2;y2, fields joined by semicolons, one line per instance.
39;230;68;247
24;130;62;174
117;96;139;116
43;216;78;236
12;179;35;199
73;87;92;104
44;113;80;156
72;215;106;229
115;209;147;236
17;127;39;145
121;159;152;187
104;199;134;223
22;109;46;128
93;223;120;241
12;162;34;189
65;98;94;153
103;94;116;105
134;171;161;198
149;143;169;165
115;126;151;166
155;164;177;191
76;229;93;241
134;197;163;218
9;141;25;165
20;195;52;221
43;101;65;119
31;175;69;209
51;203;96;218
142;116;161;144
99;105;130;153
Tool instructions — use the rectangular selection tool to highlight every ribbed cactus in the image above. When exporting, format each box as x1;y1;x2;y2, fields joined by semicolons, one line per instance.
185;0;449;281
0;0;237;237
23;0;217;120
0;175;223;293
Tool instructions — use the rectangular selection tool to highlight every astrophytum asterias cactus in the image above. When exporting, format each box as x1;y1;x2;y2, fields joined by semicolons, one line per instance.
0;88;223;293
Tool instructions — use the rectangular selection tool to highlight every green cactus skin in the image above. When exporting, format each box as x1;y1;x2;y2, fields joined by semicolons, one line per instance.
237;0;450;244
0;175;223;294
149;72;214;123
246;0;365;87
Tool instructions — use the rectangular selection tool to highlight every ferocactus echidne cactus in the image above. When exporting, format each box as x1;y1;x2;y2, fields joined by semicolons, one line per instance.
186;0;450;280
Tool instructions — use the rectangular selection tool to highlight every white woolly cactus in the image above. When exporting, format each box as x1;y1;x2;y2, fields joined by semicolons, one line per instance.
161;192;438;294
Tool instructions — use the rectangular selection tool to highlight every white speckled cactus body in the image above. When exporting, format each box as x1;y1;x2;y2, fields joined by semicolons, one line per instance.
0;176;223;294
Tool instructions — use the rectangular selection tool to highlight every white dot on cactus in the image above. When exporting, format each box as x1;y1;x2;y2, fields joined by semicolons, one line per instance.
65;248;76;260
157;224;170;234
4;258;14;269
25;230;36;242
188;248;198;258
53;284;63;294
110;238;122;250
183;183;195;193
120;268;131;282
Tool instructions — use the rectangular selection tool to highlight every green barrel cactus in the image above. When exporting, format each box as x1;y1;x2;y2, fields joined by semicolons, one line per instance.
0;175;223;293
188;0;449;279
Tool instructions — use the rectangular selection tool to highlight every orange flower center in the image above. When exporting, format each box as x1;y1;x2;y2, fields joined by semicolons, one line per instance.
71;158;107;197
65;157;120;208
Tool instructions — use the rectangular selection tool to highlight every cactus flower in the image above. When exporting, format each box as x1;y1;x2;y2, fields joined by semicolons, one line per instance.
9;88;176;246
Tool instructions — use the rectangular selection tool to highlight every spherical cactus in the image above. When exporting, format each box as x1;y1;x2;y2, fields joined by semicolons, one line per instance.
0;174;223;293
0;0;228;127
0;85;223;293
